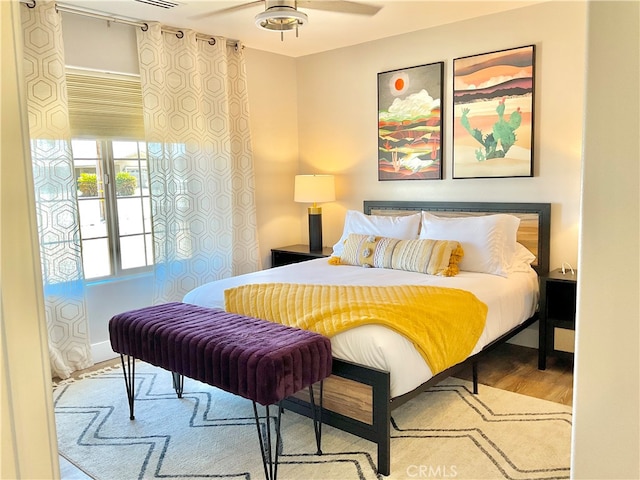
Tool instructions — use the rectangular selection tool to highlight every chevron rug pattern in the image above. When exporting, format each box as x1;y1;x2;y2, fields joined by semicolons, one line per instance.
54;361;571;479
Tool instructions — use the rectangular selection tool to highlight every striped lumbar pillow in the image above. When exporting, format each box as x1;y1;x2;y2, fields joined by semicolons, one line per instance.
334;233;463;276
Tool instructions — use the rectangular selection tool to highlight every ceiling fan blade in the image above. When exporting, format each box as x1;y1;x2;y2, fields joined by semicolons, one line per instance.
188;1;264;20
297;1;382;16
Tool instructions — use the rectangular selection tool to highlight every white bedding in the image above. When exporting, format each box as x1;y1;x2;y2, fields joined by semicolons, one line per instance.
183;258;539;398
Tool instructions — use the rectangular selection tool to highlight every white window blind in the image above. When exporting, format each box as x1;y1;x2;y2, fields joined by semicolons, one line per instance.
66;69;144;139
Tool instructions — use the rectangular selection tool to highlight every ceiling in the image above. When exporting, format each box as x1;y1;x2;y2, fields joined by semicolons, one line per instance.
59;0;544;57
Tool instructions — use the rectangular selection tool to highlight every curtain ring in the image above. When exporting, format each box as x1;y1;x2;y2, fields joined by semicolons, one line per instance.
141;23;149;32
208;38;216;46
176;30;184;39
26;0;36;8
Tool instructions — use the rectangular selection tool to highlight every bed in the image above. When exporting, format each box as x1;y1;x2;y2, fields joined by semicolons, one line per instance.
183;200;551;476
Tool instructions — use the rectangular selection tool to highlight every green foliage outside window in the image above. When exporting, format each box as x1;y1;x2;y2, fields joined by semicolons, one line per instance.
77;171;137;197
116;172;137;196
78;173;98;197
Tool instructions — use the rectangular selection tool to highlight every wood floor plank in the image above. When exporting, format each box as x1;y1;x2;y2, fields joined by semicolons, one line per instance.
454;343;574;406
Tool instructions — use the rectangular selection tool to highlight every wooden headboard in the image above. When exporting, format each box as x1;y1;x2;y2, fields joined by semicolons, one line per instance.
363;201;551;275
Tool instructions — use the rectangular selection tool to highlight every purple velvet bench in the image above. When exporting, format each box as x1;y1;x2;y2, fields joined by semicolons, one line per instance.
108;302;332;480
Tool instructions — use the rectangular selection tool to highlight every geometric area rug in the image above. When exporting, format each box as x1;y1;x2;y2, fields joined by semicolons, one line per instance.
54;361;572;480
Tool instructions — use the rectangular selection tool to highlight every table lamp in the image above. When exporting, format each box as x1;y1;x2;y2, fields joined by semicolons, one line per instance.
294;174;335;252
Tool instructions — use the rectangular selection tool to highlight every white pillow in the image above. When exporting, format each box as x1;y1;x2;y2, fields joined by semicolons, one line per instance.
419;212;520;277
332;210;421;257
508;242;537;273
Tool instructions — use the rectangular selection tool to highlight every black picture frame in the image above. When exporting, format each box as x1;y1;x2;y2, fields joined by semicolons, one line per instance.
452;45;536;179
377;62;444;181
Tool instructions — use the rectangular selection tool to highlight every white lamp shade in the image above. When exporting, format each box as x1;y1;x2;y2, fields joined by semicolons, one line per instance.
294;175;335;203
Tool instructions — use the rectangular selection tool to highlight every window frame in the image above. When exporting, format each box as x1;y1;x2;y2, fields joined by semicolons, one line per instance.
73;138;154;281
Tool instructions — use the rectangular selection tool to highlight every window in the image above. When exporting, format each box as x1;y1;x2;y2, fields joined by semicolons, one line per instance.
73;139;153;279
66;68;150;280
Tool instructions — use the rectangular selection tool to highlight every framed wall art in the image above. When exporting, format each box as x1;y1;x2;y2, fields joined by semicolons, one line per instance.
452;45;535;179
378;62;444;181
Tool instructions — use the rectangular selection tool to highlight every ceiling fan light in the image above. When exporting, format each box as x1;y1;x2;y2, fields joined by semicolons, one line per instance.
255;6;308;31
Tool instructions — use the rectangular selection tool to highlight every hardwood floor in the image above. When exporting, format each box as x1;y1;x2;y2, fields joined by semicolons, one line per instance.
454;342;574;406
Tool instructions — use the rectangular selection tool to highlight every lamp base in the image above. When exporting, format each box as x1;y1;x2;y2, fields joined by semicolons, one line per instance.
308;209;323;252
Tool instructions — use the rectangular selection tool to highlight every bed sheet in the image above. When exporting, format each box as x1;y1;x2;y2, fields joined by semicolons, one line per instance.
183;258;539;398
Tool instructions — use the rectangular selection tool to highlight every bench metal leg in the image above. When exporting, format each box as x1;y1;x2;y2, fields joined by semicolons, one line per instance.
252;402;283;480
172;372;184;398
119;354;136;420
251;382;325;480
308;381;324;455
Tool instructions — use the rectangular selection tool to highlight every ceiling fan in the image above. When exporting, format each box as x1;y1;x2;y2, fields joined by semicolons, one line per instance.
191;1;382;39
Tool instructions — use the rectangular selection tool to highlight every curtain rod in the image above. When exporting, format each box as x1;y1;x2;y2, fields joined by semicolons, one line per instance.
22;0;242;49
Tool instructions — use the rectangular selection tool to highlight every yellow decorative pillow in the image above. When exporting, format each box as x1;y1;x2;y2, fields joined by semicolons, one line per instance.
334;233;463;276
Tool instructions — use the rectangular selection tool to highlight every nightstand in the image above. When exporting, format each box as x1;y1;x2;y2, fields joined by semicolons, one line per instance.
271;244;333;268
538;268;577;369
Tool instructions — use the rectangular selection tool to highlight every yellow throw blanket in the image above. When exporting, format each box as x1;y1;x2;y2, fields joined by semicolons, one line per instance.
224;283;487;375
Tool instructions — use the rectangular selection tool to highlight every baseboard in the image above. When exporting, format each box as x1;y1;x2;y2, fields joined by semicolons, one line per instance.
91;340;118;364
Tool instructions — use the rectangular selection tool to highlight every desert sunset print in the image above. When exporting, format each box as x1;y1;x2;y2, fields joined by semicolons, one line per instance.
378;62;444;180
453;45;535;178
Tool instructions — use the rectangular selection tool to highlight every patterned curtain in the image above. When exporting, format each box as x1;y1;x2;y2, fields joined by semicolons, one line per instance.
21;1;92;378
136;25;260;303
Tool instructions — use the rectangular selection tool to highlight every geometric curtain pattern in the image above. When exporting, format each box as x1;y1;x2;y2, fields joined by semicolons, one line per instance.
136;24;260;303
21;0;92;379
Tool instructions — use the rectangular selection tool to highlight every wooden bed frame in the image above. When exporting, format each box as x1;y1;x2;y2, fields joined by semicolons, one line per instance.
281;200;551;476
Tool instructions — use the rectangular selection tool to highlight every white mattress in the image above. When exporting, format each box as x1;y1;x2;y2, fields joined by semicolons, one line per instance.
183;258;539;398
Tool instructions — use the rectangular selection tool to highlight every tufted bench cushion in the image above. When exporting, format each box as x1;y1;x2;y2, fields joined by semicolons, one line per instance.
109;302;332;406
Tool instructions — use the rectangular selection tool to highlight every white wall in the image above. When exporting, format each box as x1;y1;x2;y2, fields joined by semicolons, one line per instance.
62;12;139;74
63;0;588;360
572;2;640;478
244;48;300;265
5;1;640;478
296;1;587;349
62;0;587;358
296;1;586;270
